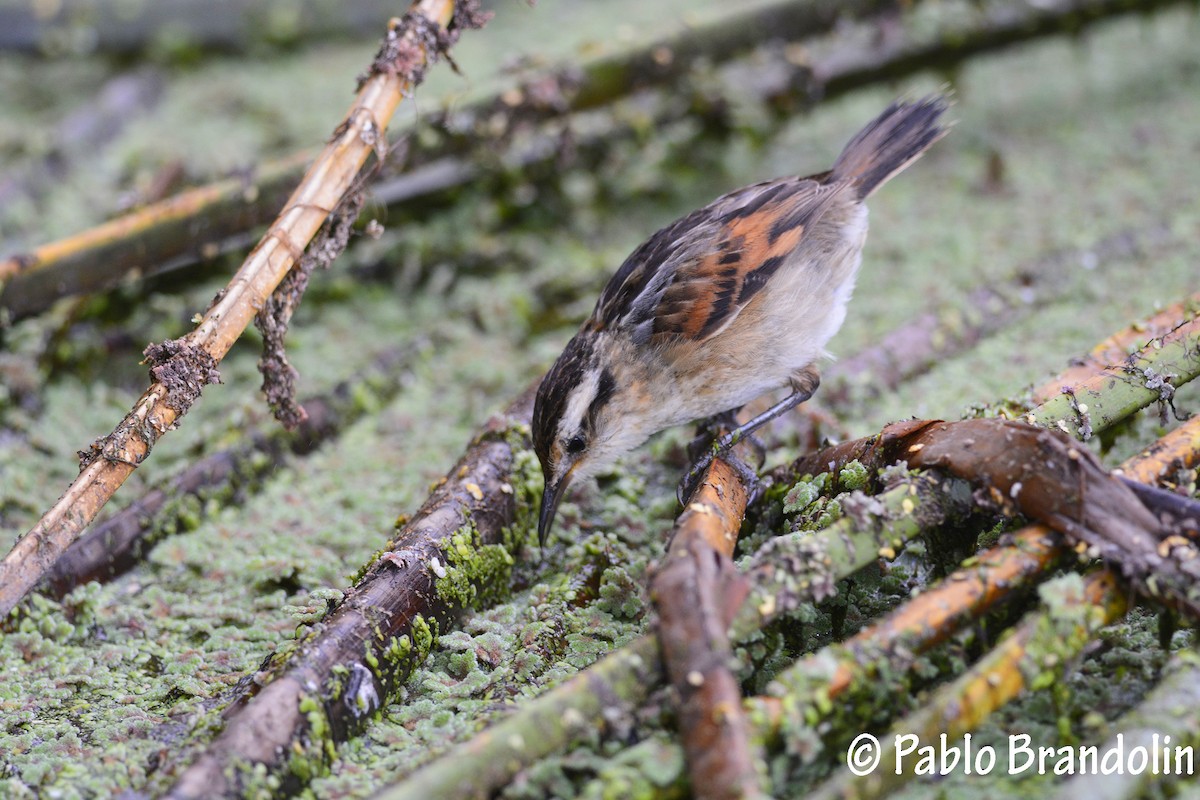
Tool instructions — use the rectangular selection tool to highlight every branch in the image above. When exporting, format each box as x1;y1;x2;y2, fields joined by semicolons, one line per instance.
0;0;474;619
772;309;1200;486
1027;312;1200;440
732;468;976;641
652;450;760;799
1031;293;1200;405
0;0;889;321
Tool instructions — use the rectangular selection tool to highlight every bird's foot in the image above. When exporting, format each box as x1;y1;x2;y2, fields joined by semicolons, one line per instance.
677;429;764;506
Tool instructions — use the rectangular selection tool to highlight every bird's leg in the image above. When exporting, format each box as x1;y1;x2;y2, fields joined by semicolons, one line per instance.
686;409;750;461
677;367;821;505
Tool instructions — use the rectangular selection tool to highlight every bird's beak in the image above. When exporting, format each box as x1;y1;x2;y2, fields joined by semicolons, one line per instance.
538;470;574;547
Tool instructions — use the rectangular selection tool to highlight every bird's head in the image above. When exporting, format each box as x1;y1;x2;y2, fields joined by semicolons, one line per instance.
531;331;628;546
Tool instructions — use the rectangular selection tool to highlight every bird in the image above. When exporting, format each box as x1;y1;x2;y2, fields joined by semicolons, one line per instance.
532;95;949;545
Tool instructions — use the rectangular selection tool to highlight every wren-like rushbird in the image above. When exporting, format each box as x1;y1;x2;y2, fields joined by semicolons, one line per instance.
532;95;949;543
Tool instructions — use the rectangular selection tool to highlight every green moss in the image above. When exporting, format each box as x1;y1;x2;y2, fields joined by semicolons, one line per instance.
434;521;516;610
409;615;436;665
291;693;337;779
780;471;846;532
383;634;413;667
505;445;544;552
838;460;870;492
578;734;687;799
782;476;823;515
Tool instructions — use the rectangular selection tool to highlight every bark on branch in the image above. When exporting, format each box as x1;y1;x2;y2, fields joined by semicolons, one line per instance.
809;568;1129;800
751;415;1200;758
653;450;760;799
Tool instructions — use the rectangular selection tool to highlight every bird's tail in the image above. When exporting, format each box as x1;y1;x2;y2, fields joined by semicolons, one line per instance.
830;94;950;200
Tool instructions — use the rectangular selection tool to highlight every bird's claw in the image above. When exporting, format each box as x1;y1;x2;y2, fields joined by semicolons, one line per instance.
676;441;763;507
678;451;715;505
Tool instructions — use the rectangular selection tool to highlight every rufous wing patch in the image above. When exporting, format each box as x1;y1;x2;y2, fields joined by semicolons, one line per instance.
650;179;824;344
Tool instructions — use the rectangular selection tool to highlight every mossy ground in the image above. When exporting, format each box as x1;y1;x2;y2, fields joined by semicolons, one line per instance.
1;2;1199;798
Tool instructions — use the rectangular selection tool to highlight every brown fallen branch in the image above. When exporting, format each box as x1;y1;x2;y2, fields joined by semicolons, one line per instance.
5;0;1185;322
773;308;1200;488
1122;415;1200;486
384;431;763;800
772;414;1200;616
0;150;315;321
0;0;483;620
1028;311;1200;440
38;343;424;600
739;315;1200;760
903;418;1200;614
740;335;1200;782
652;448;760;800
386;438;982;799
383;403;976;795
159;385;535;798
606;417;1199;796
798;429;1200;800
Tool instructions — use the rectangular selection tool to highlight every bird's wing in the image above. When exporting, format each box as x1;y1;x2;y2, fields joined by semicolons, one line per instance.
591;174;845;347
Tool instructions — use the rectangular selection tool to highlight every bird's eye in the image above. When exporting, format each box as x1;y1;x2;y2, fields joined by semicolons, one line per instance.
566;434;586;455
